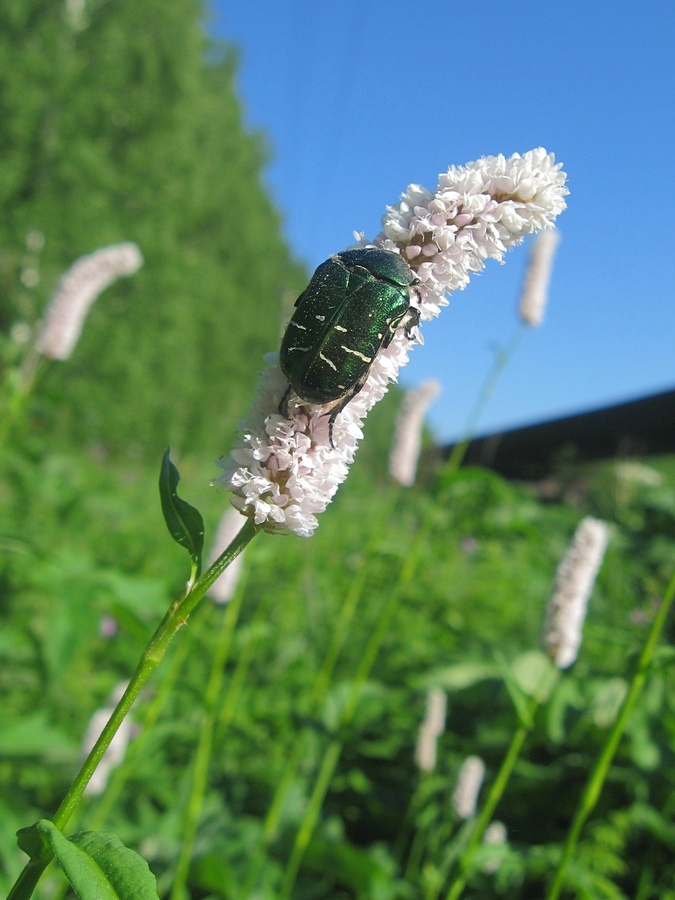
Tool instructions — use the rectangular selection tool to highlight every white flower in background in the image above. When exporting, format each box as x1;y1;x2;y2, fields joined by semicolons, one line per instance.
26;230;45;253
216;149;568;537
543;517;610;669
207;507;248;603
10;323;32;345
518;229;561;326
452;755;486;819
615;461;663;488
414;687;447;773
389;380;441;486
83;681;133;796
35;243;143;360
20;267;40;289
484;820;507;845
482;820;508;874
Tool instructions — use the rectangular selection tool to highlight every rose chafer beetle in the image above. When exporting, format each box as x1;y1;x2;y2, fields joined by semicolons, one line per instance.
280;247;421;447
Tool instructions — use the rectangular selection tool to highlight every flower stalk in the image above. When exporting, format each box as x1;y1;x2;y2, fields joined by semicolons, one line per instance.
546;570;675;900
444;517;608;897
8;518;257;900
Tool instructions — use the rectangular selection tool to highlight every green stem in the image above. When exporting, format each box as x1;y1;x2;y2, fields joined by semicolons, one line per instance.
445;707;534;900
444;324;526;475
278;516;432;897
404;819;428;883
546;571;675;900
87;604;212;832
395;769;429;873
8;517;258;900
0;348;45;449
443;657;559;898
279;738;343;899
170;563;250;899
254;562;369;843
242;500;400;896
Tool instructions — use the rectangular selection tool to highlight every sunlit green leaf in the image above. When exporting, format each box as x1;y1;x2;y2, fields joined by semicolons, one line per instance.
20;821;158;899
159;448;204;575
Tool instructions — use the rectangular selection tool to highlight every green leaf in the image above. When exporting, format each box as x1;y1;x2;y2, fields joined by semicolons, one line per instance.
651;644;675;670
20;820;158;899
419;661;499;691
16;821;51;861
159;448;204;575
590;677;629;728
511;650;559;704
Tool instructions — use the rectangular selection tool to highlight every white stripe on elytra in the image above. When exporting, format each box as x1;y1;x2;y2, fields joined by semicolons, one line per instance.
319;352;338;371
341;346;372;363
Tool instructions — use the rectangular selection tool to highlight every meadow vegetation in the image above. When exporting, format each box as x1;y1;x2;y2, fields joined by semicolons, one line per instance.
1;1;674;897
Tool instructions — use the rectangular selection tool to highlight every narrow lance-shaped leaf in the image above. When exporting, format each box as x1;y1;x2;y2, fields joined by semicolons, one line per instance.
159;448;204;575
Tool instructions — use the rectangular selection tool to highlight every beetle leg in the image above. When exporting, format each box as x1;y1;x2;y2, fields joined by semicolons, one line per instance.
403;304;421;339
278;383;293;417
382;304;421;349
325;370;371;448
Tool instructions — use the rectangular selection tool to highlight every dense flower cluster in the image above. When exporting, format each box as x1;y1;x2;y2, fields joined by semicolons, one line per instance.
216;149;568;536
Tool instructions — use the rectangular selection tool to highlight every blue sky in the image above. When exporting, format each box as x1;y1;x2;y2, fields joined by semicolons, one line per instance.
208;1;675;443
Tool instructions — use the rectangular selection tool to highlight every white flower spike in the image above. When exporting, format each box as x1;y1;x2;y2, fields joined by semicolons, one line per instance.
518;229;561;327
216;149;568;537
452;755;486;820
389;380;441;487
415;687;447;773
543;516;610;669
207;507;248;603
36;243;143;361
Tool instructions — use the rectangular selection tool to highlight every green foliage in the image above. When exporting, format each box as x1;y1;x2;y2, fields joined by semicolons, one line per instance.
1;2;674;897
18;819;158;899
2;433;674;897
0;0;305;458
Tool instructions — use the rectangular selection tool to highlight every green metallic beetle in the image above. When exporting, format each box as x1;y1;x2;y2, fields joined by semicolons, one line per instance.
279;247;421;447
